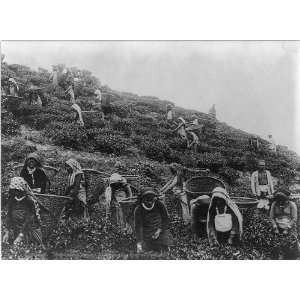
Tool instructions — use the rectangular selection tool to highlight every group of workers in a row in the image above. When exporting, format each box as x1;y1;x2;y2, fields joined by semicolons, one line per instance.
2;153;299;258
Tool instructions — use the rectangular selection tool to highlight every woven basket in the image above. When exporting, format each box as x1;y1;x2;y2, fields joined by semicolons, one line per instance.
35;193;71;237
83;169;108;205
13;164;59;194
185;176;226;201
231;197;258;209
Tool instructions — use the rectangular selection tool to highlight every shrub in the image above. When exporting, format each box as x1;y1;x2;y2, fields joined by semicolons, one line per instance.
94;131;131;155
111;117;133;136
1;113;20;136
167;137;187;151
140;139;171;162
218;167;239;185
49;123;90;151
111;103;129;118
196;152;227;172
84;113;106;129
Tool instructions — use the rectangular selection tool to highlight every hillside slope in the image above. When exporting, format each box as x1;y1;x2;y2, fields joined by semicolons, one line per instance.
2;60;300;260
2;60;300;188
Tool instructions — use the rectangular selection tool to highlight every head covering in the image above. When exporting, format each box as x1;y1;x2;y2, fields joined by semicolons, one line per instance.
109;173;127;185
65;158;84;186
94;89;101;96
139;188;158;210
207;187;243;244
9;177;42;223
24;153;42;168
178;117;186;124
273;190;290;202
9;176;31;191
8;78;17;85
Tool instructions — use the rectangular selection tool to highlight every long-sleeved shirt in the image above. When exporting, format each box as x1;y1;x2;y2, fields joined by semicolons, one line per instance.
270;201;297;228
134;201;169;242
250;170;274;196
20;168;49;193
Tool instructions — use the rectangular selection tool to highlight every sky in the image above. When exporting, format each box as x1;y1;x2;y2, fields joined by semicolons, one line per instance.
2;41;300;154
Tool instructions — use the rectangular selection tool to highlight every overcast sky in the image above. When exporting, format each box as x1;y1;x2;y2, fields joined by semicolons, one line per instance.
2;41;300;154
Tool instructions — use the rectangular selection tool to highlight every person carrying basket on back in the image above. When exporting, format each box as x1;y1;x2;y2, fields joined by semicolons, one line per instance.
2;177;45;249
104;173;133;233
160;163;190;224
64;159;89;221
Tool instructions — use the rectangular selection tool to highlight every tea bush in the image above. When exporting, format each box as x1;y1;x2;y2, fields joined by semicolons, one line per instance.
94;131;131;155
1;113;20;136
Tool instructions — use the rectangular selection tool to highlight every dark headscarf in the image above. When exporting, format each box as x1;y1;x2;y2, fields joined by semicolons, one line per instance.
23;153;43;169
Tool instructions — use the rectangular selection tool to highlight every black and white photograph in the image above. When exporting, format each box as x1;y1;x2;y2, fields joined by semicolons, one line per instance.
1;40;300;260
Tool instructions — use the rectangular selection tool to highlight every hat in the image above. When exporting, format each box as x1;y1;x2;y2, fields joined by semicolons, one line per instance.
274;191;289;202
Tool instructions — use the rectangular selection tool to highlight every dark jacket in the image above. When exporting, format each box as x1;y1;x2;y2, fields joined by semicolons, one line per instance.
134;201;169;242
20;168;49;193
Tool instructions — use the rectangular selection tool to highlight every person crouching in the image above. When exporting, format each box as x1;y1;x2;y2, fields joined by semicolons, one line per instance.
134;188;173;253
2;177;44;249
270;190;299;259
207;187;243;246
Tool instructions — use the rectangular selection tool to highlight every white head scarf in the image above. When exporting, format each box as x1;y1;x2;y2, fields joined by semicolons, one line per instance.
65;159;84;186
207;187;243;243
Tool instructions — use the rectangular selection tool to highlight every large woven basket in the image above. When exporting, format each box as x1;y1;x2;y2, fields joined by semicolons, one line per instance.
185;176;226;201
231;197;258;209
83;169;108;205
83;169;140;206
35;193;71;237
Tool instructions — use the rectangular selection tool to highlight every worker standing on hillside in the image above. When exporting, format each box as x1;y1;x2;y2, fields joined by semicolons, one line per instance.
63;68;76;104
187;130;200;152
248;136;260;152
50;66;58;87
173;117;188;144
94;89;105;121
251;159;274;210
166;104;175;122
268;134;277;153
101;93;113;120
71;103;85;127
191;114;199;125
8;78;19;96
